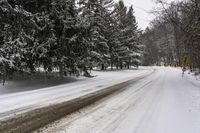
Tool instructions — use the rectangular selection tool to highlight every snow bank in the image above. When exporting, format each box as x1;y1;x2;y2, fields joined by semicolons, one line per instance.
0;68;153;118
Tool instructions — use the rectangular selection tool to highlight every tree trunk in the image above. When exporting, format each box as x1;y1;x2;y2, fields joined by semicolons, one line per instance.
116;58;119;70
101;64;104;70
59;64;64;79
173;25;181;66
2;74;5;86
83;66;91;77
111;60;113;70
127;63;130;69
120;63;123;69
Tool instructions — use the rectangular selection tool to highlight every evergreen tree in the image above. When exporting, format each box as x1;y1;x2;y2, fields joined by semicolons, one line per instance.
124;6;140;68
114;0;142;69
0;0;142;84
0;0;36;83
79;0;112;70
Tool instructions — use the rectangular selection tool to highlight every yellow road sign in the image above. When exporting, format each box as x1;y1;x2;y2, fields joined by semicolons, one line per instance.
182;56;189;67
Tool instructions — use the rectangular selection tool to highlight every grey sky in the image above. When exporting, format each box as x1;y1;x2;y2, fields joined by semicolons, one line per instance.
122;0;156;29
115;0;178;29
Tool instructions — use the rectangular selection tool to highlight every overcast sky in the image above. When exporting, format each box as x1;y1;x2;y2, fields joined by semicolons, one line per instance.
115;0;177;29
121;0;156;29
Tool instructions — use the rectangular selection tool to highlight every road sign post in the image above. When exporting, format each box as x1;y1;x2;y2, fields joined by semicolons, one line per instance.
182;56;189;67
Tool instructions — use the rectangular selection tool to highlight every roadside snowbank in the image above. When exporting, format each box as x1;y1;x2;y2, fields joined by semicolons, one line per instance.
185;70;200;88
0;67;153;118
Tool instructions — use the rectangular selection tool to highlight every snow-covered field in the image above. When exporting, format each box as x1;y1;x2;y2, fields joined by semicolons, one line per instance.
36;67;200;133
0;67;152;118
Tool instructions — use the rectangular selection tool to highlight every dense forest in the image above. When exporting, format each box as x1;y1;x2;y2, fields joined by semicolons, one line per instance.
1;0;199;85
0;0;142;83
142;0;200;71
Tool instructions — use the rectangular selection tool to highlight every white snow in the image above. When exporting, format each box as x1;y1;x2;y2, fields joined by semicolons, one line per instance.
185;70;200;88
0;67;152;118
37;67;200;133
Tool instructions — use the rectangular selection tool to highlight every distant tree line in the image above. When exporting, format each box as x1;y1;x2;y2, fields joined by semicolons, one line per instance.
0;0;142;83
142;0;200;71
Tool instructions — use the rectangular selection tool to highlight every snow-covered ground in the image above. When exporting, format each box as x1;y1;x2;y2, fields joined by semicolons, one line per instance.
37;67;200;133
185;70;200;88
0;76;80;94
0;67;152;118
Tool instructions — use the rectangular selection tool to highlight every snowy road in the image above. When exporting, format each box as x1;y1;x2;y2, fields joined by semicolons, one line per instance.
37;67;200;133
0;68;152;118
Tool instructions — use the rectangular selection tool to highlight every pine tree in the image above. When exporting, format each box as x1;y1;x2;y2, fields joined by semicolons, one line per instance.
125;6;142;67
112;1;142;69
31;0;89;77
114;0;130;69
0;0;143;84
0;0;36;83
79;0;114;70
